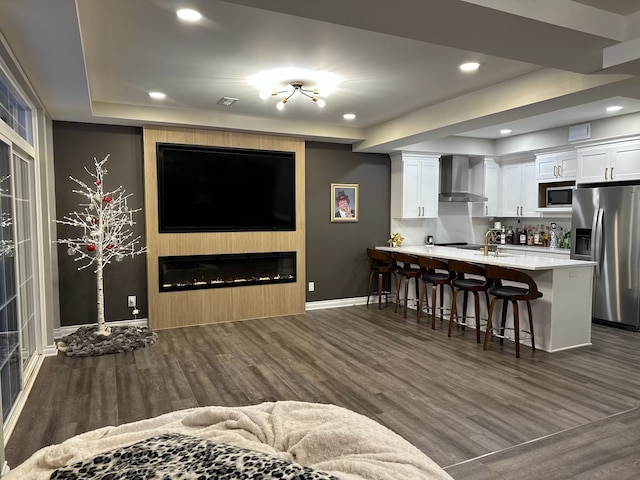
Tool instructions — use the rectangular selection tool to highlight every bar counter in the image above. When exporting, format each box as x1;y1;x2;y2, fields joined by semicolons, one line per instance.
377;245;597;353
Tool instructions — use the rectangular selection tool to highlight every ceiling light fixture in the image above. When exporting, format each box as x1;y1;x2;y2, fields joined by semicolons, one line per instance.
459;62;480;72
149;91;166;100
606;105;623;112
343;113;356;120
500;128;512;135
176;8;202;21
262;81;326;110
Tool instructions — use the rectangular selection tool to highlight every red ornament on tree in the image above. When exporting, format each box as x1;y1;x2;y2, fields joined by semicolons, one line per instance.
91;217;98;224
94;180;101;186
87;244;96;252
103;196;112;203
106;244;114;250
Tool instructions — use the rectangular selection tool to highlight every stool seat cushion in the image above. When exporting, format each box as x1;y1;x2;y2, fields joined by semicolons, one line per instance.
489;285;528;298
452;278;485;289
422;272;449;282
398;266;421;276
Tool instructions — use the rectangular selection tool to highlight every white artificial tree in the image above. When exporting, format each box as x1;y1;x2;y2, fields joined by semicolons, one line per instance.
56;154;146;336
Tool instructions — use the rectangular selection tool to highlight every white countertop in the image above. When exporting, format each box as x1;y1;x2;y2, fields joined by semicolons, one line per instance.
377;245;596;271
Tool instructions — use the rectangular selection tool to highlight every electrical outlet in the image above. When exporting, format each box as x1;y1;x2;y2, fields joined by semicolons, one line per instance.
127;295;137;307
308;281;315;292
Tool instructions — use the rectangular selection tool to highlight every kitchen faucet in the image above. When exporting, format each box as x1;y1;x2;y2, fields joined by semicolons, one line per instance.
484;229;499;256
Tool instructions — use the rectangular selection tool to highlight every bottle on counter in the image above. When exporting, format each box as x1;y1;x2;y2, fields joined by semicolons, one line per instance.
527;226;534;245
549;222;558;248
506;226;514;244
518;221;526;245
533;225;540;245
500;226;506;244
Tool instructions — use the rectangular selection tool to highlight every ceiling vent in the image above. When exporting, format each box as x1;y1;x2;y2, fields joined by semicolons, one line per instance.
217;97;239;107
568;123;590;142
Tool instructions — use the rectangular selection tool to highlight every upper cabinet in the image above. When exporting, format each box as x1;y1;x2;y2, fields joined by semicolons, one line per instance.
500;160;540;218
391;153;439;218
470;157;500;217
577;139;640;184
535;151;577;181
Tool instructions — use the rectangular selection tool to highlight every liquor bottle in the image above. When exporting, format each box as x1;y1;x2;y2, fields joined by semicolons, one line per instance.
542;225;549;247
549;222;558;248
518;220;526;245
506;226;514;244
533;225;540;245
500;226;506;244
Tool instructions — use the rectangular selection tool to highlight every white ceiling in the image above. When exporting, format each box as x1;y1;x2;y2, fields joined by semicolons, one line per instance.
1;0;640;154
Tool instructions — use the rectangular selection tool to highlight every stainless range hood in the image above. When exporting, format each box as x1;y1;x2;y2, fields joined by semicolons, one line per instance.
439;155;488;203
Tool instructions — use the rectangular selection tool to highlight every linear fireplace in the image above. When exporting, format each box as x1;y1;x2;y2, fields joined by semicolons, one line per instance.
158;252;296;292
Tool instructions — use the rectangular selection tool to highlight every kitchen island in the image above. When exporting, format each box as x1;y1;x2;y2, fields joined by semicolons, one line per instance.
378;245;596;353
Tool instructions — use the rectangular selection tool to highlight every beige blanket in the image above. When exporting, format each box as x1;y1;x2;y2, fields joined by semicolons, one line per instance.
5;401;453;480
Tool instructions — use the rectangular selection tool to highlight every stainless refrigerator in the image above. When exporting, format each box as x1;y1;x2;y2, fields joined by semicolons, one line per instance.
571;185;640;330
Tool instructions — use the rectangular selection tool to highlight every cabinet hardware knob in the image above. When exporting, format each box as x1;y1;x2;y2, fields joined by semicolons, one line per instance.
558;165;562;177
605;167;608;180
611;167;614;180
485;205;488;216
553;166;558;177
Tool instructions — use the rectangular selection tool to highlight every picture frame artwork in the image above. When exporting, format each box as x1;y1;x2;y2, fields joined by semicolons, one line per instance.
331;183;358;222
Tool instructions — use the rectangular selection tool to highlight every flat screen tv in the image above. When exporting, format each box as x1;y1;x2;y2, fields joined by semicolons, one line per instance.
157;143;296;233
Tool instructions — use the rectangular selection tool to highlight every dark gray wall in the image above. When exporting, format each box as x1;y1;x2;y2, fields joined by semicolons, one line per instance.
305;142;391;301
53;122;146;326
52;126;390;326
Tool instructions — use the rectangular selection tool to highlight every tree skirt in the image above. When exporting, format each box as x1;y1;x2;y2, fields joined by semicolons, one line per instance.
57;325;158;357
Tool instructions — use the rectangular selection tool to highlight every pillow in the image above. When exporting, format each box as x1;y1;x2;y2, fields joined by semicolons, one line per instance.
50;432;339;479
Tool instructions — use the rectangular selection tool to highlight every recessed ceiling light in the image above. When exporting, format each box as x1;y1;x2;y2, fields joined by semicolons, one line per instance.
606;105;623;112
343;113;356;120
459;62;480;72
500;129;512;135
149;91;166;100
176;8;202;21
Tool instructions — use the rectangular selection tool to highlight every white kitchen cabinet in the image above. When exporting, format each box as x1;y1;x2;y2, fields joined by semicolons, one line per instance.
391;153;439;218
500;161;540;217
577;139;640;184
470;157;500;217
535;151;577;181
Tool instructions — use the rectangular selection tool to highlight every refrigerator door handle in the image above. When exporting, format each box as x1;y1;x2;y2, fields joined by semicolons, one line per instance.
594;207;604;278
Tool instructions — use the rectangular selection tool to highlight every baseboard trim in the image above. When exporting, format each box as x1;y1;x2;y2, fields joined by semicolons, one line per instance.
305;297;369;311
54;318;149;340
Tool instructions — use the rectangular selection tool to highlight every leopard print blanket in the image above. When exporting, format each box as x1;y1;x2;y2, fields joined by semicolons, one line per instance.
50;433;338;480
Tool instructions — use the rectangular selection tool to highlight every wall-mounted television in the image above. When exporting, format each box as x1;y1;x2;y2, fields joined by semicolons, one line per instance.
157;143;296;233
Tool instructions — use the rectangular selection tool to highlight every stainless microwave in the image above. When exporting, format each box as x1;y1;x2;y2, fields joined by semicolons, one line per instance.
546;186;574;207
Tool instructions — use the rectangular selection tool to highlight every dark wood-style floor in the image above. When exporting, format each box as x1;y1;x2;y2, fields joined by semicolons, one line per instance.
6;305;640;479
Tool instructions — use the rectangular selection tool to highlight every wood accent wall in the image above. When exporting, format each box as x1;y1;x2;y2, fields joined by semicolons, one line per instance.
143;125;306;329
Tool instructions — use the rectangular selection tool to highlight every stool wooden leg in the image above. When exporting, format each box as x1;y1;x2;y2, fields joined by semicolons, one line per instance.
526;300;535;352
484;297;499;350
366;271;375;308
461;290;469;330
499;300;508;345
512;300;520;358
431;284;438;329
448;289;460;337
417;282;426;323
473;291;481;343
377;273;383;310
402;277;410;318
395;276;402;313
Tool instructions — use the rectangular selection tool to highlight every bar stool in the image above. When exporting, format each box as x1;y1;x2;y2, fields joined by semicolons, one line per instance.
446;260;492;343
416;256;455;329
392;252;423;318
482;264;542;358
366;248;398;310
